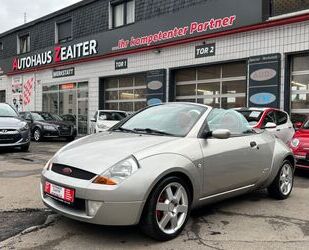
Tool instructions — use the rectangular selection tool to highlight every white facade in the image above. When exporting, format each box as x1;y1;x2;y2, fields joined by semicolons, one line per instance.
1;19;309;133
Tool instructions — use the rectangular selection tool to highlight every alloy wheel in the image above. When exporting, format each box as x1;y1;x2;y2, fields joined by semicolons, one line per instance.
279;163;293;195
155;182;188;234
34;129;41;141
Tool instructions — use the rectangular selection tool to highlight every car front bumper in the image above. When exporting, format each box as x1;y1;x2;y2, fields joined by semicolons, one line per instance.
0;129;30;147
40;171;145;226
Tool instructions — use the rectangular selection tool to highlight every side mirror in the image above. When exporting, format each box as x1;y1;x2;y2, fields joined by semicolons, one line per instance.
25;118;33;123
264;122;277;129
211;129;231;139
90;118;96;123
294;122;303;130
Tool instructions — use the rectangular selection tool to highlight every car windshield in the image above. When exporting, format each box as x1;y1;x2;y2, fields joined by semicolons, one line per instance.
236;110;263;126
51;114;63;121
117;104;206;137
32;113;45;121
0;104;18;117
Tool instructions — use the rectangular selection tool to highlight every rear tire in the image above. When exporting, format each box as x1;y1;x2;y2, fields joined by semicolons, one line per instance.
268;160;294;200
140;176;191;241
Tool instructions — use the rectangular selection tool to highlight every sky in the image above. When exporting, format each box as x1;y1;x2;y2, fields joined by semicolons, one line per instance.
0;0;82;33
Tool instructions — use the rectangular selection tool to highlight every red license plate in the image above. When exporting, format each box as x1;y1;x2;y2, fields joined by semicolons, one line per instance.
44;181;75;204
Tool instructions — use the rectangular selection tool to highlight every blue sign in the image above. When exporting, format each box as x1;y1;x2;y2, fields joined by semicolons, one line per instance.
147;98;162;106
250;92;276;105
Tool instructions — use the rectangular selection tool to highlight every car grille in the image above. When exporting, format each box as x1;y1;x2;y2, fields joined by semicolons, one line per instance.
0;130;22;144
58;125;71;136
51;163;96;180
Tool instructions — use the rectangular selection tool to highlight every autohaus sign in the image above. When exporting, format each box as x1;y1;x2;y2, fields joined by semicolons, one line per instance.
0;0;267;75
12;40;98;71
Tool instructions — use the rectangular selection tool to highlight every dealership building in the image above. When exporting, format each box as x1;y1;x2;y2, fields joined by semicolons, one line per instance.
0;0;309;134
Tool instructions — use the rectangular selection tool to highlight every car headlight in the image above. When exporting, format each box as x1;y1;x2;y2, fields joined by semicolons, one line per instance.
20;122;29;131
93;156;139;185
291;138;300;148
44;125;57;131
97;123;108;129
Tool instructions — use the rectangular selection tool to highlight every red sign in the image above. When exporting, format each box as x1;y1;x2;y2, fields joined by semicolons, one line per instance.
60;83;75;90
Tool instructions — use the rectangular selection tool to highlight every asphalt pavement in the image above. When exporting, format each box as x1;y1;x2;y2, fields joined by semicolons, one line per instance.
0;141;309;249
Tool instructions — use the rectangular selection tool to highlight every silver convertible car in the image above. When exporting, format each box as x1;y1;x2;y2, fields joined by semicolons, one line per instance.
41;103;294;241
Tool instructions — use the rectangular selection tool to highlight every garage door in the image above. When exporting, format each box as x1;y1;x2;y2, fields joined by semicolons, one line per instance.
175;62;247;109
104;74;147;112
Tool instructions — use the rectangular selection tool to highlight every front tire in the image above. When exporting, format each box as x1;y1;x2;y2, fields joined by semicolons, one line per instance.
140;176;191;241
66;136;75;142
268;160;294;200
33;128;43;142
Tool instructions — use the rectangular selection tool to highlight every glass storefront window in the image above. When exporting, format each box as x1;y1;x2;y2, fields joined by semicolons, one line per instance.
221;97;246;109
222;80;246;94
222;62;246;78
175;62;246;109
105;78;118;89
43;85;59;92
42;82;88;135
291;74;309;91
197;65;221;80
176;84;196;96
43;93;58;114
119;90;134;100
197;98;220;108
291;94;309;109
197;82;220;96
104;74;147;112
175;68;196;82
290;54;309;120
119;76;134;88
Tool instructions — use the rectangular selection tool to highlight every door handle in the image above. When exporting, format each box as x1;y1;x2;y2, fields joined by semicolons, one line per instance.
250;141;257;148
276;129;281;132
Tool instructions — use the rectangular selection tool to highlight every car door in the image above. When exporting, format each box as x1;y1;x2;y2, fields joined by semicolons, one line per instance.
274;111;295;144
199;109;274;197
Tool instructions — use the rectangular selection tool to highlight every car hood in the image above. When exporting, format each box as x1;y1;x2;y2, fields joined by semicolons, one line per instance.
52;132;179;174
0;117;25;128
37;120;72;126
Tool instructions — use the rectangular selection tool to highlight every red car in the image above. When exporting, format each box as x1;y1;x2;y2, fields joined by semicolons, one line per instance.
235;107;295;145
290;118;309;169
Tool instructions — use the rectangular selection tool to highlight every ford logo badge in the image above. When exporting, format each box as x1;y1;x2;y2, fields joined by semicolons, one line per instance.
250;68;277;81
250;93;276;105
62;167;73;175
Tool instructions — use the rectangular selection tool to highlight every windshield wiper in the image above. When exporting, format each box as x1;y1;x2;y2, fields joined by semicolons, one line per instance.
112;127;136;133
133;128;176;136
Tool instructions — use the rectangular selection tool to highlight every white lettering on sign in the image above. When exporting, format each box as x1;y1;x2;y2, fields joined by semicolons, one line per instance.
12;40;98;71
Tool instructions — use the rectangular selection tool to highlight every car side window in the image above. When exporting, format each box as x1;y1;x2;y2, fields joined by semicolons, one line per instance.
99;112;113;121
207;109;253;136
112;112;125;121
276;111;288;125
262;111;276;127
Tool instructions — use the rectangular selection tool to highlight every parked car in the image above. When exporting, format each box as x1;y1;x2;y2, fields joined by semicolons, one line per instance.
61;114;76;124
91;110;128;132
0;103;30;151
235;107;295;144
20;111;77;142
290;116;309;169
290;113;307;130
41;103;294;241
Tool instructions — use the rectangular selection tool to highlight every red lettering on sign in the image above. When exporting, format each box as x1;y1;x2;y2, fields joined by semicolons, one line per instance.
54;46;61;62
